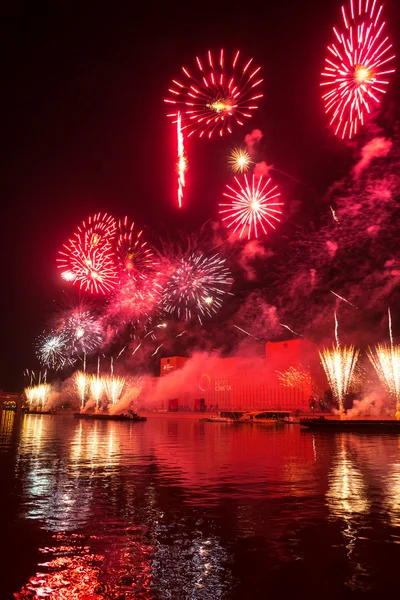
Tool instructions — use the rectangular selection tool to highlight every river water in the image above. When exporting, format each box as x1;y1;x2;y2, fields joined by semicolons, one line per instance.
1;411;400;599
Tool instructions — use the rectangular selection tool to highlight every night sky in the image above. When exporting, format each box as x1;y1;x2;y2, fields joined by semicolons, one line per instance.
1;1;399;390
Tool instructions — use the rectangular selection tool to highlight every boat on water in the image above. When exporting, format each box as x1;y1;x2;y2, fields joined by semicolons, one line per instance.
74;411;146;422
281;416;301;424
301;417;400;432
200;416;236;423
201;410;292;424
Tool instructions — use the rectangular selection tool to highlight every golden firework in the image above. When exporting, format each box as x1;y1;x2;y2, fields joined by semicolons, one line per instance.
368;343;400;419
228;148;252;173
319;345;359;418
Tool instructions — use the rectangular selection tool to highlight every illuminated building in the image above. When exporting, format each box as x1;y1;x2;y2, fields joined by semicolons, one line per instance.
157;340;326;411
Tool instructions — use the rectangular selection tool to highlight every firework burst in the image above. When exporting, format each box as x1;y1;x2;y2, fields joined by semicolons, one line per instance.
276;366;311;389
116;217;155;280
90;375;103;410
75;371;89;410
104;376;125;405
161;252;233;322
58;305;103;356
66;314;102;354
52;298;103;360
320;345;359;417
368;344;400;419
61;271;77;282
228;148;252;173
37;332;70;370
24;384;51;409
219;174;283;239
321;0;395;139
123;375;143;404
57;213;118;294
24;386;37;405
106;273;163;329
165;49;263;138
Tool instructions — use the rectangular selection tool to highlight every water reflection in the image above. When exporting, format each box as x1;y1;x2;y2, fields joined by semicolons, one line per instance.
15;533;105;599
327;436;370;517
326;435;369;590
151;533;233;599
70;420;124;469
324;433;400;592
19;414;47;455
147;420;317;503
6;417;400;598
0;410;15;451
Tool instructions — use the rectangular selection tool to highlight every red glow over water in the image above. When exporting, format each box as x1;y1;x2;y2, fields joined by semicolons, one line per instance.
1;412;400;598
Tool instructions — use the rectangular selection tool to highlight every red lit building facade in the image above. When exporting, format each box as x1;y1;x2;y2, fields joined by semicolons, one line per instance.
158;340;327;412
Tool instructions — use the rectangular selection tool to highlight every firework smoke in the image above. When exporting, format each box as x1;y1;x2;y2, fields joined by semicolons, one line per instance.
244;129;263;155
353;137;393;179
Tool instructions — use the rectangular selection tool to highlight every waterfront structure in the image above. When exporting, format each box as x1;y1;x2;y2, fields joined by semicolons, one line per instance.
158;340;327;412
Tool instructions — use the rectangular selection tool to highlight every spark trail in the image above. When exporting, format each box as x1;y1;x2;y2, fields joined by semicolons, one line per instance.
177;112;187;208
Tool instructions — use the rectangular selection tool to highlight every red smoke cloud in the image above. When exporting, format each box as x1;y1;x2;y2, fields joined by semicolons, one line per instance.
353;137;392;179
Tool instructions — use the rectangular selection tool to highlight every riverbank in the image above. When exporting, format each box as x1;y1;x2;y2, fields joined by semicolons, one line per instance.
138;410;331;420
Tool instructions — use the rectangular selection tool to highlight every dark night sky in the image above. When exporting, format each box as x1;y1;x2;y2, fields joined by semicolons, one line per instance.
1;1;399;390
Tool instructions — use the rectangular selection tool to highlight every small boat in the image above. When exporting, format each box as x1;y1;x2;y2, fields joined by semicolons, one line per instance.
281;416;301;424
201;411;292;424
236;411;292;424
73;411;146;422
300;417;400;432
199;416;235;423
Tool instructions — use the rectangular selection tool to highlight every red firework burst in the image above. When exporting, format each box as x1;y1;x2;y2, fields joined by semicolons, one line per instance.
108;275;163;324
321;0;395;139
219;175;283;239
76;212;116;243
116;217;156;280
57;213;118;294
164;49;263;138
